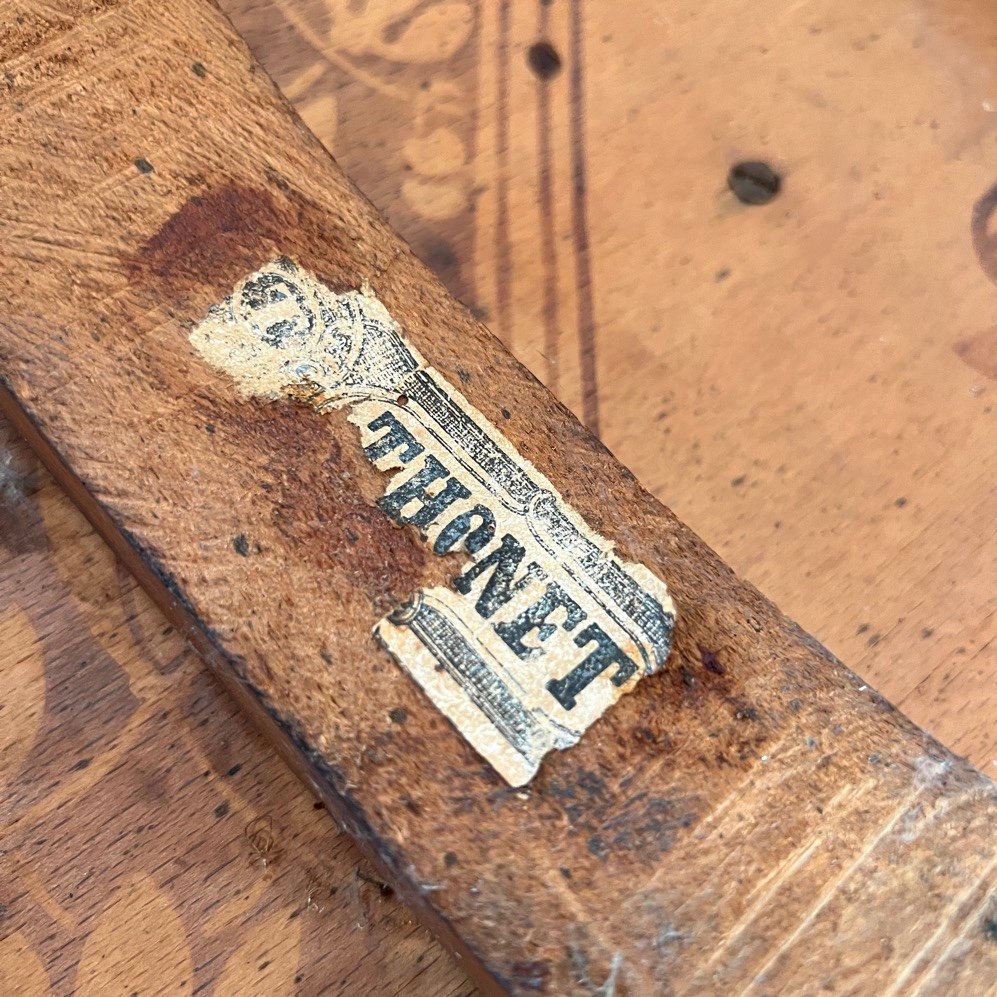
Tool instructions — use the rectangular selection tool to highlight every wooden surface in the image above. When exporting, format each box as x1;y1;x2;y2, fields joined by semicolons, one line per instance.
0;0;994;994
0;423;469;997
222;0;997;768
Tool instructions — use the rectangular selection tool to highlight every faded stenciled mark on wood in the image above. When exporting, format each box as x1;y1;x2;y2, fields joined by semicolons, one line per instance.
953;329;997;380
190;259;675;784
966;186;997;380
971;183;997;287
269;0;480;302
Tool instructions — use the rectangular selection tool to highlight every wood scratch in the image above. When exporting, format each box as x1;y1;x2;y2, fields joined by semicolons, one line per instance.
896;855;997;996
740;790;925;994
690;779;877;983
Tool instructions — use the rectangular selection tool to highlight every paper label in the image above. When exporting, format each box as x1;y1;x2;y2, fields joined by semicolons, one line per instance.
191;258;675;784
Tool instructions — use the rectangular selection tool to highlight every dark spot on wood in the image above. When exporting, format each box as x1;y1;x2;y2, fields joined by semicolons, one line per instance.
191;61;207;78
214;800;229;818
396;393;409;406
457;368;472;384
232;534;250;556
313;800;324;809
699;646;725;675
265;166;291;192
953;331;997;380
921;627;934;639
971;184;997;286
129;184;283;300
731;474;747;487
134;157;154;174
576;770;608;801
508;960;550;991
423;237;459;276
856;622;870;635
444;851;458;868
358;868;394;896
591;795;697;858
126;182;359;310
559;866;572;879
587;835;607;859
728;161;781;205
527;41;562;80
734;704;759;721
866;632;881;647
389;707;408;724
70;757;91;771
204;423;215;434
501;407;511;420
984;916;997;942
789;698;803;712
894;496;907;508
715;267;731;282
226;763;242;777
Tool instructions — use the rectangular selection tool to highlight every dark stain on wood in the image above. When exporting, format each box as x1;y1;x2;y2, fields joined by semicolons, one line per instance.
220;397;429;610
127;183;290;302
527;41;562;81
542;764;700;862
953;329;997;380
126;181;362;308
971;183;997;286
504;958;550;991
700;646;725;675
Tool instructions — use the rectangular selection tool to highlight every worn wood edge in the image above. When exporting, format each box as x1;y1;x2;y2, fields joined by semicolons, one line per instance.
0;378;499;996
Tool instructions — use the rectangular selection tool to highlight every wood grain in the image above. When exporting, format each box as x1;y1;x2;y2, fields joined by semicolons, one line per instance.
223;0;997;773
0;0;994;994
0;422;470;995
